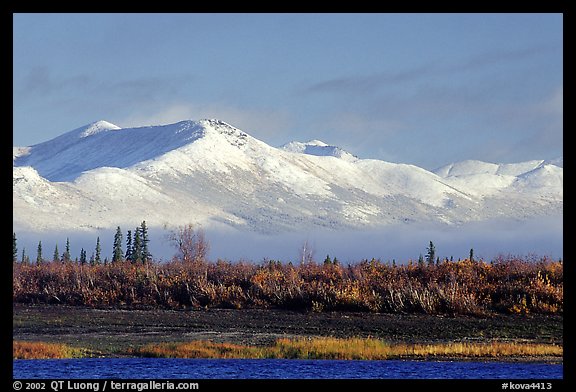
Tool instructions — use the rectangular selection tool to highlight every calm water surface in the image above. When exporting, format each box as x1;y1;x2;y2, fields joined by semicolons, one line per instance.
13;358;563;379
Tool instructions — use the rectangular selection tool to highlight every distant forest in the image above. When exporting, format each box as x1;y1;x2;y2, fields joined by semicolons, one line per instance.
13;225;563;315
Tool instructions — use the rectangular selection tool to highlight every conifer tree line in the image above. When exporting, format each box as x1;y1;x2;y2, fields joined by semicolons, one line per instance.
13;221;151;265
13;230;467;267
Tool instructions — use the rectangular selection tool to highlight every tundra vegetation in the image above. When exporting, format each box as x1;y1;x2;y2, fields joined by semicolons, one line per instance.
12;227;563;361
13;338;562;360
13;254;562;315
12;226;562;315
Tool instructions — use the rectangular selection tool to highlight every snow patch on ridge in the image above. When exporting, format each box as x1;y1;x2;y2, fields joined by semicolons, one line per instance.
79;120;121;137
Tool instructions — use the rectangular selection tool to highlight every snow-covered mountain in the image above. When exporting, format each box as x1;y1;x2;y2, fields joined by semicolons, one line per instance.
13;119;563;234
281;140;358;162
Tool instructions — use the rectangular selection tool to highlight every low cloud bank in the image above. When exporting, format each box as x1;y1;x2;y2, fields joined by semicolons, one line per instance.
14;216;562;264
203;216;563;263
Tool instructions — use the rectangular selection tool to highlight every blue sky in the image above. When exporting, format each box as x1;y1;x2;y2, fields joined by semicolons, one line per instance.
13;13;563;170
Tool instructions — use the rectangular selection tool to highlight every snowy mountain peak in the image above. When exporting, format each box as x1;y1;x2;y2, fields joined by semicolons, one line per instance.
281;140;357;162
306;139;329;147
12;119;257;182
200;119;249;137
80;120;121;138
433;158;563;178
200;118;234;128
13;118;562;235
196;118;252;149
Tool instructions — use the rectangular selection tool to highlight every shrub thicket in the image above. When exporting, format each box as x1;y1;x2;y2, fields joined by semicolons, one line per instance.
12;256;562;315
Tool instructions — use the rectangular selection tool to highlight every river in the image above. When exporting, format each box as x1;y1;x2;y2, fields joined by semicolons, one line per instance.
13;358;562;379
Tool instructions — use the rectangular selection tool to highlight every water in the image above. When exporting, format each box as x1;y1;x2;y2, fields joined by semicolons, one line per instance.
13;358;562;379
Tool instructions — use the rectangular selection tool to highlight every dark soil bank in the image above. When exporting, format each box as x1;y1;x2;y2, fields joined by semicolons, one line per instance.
13;304;562;356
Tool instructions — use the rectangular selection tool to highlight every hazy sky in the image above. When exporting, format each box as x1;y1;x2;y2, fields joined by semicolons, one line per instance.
13;13;563;170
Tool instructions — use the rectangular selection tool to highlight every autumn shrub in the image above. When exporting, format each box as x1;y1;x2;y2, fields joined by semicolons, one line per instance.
12;255;562;315
13;341;84;359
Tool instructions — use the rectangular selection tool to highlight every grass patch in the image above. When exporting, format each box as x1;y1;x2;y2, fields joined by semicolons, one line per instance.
130;337;563;360
14;337;562;360
128;341;269;359
13;341;90;359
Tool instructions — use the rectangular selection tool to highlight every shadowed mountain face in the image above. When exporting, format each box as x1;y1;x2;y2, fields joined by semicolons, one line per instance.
13;119;562;233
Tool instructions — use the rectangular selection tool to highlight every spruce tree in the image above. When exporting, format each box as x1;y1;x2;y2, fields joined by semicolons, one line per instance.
140;221;150;263
13;233;17;262
426;241;436;266
418;254;424;267
469;248;474;262
53;244;59;262
36;241;43;265
79;248;87;265
95;237;102;264
125;230;133;262
63;238;71;263
21;248;27;264
132;227;142;264
112;227;123;263
324;254;332;265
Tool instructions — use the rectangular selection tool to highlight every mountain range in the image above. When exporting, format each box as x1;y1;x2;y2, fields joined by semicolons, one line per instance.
13;119;563;234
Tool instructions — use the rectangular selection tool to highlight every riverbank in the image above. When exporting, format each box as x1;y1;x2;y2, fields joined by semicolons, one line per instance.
13;304;562;362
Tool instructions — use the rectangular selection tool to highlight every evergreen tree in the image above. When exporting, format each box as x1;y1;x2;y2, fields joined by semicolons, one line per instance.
90;252;95;265
53;244;59;262
79;248;87;265
333;257;339;266
36;241;43;264
426;241;436;266
21;248;27;264
95;237;102;264
324;254;332;265
132;227;142;264
418;254;424;267
125;230;133;262
63;238;71;263
112;226;123;263
469;248;474;262
13;233;17;262
140;221;150;262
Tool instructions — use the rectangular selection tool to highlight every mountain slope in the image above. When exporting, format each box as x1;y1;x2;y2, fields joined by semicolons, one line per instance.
434;159;563;199
13;119;563;234
281;140;358;162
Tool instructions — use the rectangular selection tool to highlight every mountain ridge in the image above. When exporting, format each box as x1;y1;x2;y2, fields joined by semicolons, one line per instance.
13;119;563;234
